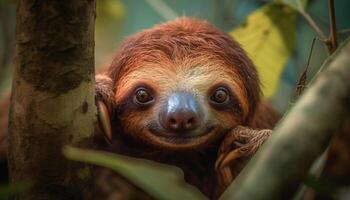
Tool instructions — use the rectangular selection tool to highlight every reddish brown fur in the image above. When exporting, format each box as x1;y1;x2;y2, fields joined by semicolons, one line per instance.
107;18;260;122
95;17;279;199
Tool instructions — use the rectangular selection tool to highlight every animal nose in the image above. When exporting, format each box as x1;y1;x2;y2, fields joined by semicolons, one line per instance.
166;108;198;131
160;92;202;132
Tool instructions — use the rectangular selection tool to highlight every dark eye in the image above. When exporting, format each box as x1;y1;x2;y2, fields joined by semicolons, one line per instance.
210;87;229;104
134;88;154;104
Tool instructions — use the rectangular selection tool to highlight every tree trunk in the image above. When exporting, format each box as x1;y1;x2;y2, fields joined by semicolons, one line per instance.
8;1;96;199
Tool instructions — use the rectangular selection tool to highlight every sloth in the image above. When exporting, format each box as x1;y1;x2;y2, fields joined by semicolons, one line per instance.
95;17;279;199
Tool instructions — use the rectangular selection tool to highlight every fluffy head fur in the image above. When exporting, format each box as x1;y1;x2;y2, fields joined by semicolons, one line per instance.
97;17;261;150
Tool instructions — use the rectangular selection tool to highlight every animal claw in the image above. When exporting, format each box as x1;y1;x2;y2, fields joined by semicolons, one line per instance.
97;100;112;144
219;150;243;168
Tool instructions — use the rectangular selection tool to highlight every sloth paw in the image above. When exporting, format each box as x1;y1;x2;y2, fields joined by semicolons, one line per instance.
215;126;272;187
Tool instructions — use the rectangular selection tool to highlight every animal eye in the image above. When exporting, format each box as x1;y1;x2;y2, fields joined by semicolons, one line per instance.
134;88;154;104
210;87;229;104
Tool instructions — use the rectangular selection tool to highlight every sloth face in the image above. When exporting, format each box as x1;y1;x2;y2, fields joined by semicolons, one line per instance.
114;60;250;150
101;17;260;150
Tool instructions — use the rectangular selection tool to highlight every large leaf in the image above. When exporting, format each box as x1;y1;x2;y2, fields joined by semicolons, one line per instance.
230;3;296;98
63;146;206;200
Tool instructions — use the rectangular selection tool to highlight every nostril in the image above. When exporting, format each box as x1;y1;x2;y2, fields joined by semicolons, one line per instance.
168;117;179;129
185;117;197;129
187;117;194;125
169;118;176;125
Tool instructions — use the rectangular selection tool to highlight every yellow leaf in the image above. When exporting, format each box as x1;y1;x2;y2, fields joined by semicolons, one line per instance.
230;3;296;98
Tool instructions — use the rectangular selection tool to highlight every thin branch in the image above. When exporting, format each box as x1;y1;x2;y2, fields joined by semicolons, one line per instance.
300;11;327;40
327;0;338;53
294;37;317;98
337;28;350;35
299;0;338;54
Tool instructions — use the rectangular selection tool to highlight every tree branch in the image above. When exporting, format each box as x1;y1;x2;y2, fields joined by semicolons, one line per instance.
300;11;327;41
327;0;338;53
220;38;350;200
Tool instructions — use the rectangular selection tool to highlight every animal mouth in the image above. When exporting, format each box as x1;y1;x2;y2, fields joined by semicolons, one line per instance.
147;122;220;146
149;125;214;138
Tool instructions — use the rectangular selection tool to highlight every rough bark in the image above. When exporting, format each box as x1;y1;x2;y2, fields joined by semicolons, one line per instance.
8;1;96;199
220;38;350;200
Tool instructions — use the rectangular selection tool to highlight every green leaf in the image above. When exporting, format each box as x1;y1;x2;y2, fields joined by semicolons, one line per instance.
230;3;296;98
280;0;308;13
63;146;206;200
